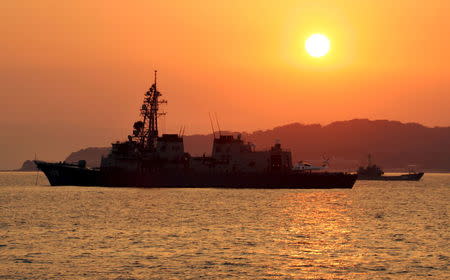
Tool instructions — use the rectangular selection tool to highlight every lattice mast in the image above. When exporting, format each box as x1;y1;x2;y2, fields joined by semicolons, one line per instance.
132;71;166;151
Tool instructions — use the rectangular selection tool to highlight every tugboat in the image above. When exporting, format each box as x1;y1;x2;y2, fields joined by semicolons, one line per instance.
357;154;424;181
35;72;357;189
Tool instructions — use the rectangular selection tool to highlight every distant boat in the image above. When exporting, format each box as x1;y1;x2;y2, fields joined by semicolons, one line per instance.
357;154;424;181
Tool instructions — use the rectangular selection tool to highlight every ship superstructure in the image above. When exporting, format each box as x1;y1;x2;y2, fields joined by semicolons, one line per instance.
101;72;293;178
100;71;185;173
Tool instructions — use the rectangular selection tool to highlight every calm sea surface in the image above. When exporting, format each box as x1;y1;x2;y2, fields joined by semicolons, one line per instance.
0;172;448;279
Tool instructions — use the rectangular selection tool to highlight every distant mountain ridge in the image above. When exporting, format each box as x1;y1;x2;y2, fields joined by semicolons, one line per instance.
61;119;450;171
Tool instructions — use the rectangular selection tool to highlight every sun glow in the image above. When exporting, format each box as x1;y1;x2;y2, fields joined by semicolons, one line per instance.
305;34;330;58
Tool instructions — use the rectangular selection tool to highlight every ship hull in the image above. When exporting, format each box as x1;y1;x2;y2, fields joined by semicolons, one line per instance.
100;169;357;189
34;161;100;186
35;161;357;189
358;172;424;181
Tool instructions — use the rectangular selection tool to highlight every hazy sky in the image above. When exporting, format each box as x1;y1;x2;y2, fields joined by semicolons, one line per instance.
1;0;449;169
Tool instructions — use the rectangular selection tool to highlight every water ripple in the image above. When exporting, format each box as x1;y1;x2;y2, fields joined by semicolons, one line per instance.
0;172;449;279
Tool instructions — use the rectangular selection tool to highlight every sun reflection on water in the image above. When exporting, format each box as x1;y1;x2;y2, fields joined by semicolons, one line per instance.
269;191;366;279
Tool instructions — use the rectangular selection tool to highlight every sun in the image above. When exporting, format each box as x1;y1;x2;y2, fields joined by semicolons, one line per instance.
305;34;330;58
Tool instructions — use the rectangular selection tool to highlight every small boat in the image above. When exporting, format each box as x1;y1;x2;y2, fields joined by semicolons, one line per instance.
357;154;424;181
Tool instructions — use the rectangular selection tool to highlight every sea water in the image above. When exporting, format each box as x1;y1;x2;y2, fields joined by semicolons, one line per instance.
0;172;449;279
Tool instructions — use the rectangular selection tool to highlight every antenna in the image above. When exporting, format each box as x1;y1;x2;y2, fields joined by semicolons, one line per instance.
162;113;166;134
214;112;222;137
322;154;330;167
209;112;216;138
154;70;157;87
181;125;186;137
34;153;39;185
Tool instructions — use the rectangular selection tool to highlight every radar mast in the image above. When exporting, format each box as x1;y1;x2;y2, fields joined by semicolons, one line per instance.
131;71;166;152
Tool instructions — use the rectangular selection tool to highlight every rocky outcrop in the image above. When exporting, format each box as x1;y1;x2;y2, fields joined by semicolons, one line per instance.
17;160;38;171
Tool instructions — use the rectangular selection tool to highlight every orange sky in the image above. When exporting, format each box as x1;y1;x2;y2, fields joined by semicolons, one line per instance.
1;0;449;169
